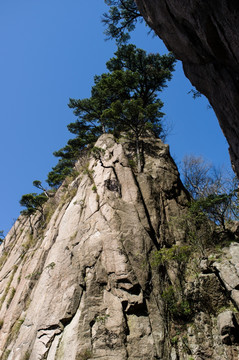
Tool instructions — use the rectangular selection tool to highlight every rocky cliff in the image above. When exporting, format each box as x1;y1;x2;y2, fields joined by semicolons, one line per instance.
0;134;239;360
135;0;239;177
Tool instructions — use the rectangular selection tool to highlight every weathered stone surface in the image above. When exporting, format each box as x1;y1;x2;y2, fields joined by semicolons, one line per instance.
213;243;239;302
217;311;239;345
135;0;239;176
0;135;188;359
0;134;239;359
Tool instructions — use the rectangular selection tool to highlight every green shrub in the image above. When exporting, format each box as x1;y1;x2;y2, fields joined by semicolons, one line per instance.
170;336;179;345
45;262;55;270
1;349;11;360
1;318;25;358
95;314;110;324
92;185;97;193
0;251;9;271
0;266;18;310
162;286;192;321
7;288;16;308
21;351;30;360
10;318;24;337
128;158;137;169
83;167;94;183
76;349;92;360
22;233;35;251
91;146;105;160
151;244;191;275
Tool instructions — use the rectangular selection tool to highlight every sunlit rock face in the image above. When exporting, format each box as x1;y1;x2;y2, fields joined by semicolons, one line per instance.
0;134;189;360
0;134;239;359
135;0;239;176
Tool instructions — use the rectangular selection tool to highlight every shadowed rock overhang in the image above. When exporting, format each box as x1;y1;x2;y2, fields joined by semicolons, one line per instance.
135;0;239;176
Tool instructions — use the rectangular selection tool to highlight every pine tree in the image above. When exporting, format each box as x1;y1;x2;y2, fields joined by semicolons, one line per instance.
68;44;175;172
20;193;48;219
46;159;75;188
47;44;175;185
103;0;143;44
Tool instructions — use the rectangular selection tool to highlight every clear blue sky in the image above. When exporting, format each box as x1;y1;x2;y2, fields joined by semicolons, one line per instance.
0;0;231;234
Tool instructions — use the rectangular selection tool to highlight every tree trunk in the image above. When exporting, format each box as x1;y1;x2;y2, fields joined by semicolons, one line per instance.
136;136;142;173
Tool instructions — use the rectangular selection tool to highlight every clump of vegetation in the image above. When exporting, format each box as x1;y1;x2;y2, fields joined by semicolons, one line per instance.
32;180;51;198
127;157;137;170
18;18;175;222
0;265;18;310
25;271;41;281
162;285;192;321
1;317;25;357
76;349;92;360
22;233;35;252
21;351;30;360
61;170;80;189
152;244;191;269
152;245;193;321
174;155;239;258
170;335;179;345
20;193;48;217
0;349;11;360
12;318;25;335
83;167;95;184
44;200;57;224
19;192;48;233
6;287;16;308
103;0;144;44
47;159;76;188
59;186;78;211
182;155;239;231
95;313;110;324
44;42;174;188
0;319;3;329
0;250;9;271
45;262;56;272
153;156;239;326
92;185;97;193
91;146;106;159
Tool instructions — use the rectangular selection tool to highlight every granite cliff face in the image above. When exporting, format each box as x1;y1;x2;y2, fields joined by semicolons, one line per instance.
135;0;239;176
0;134;239;360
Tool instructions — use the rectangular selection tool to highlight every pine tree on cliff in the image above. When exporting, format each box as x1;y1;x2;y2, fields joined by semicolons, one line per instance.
103;0;144;44
67;44;175;172
19;193;48;232
47;44;175;185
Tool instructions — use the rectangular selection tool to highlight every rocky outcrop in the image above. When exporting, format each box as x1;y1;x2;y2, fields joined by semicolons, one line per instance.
0;134;239;359
214;242;239;312
135;0;239;176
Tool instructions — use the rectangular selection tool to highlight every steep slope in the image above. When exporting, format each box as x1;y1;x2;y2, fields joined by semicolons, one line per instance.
135;0;239;176
0;134;238;360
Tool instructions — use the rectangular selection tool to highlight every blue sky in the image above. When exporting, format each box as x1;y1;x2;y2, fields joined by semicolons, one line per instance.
0;0;231;234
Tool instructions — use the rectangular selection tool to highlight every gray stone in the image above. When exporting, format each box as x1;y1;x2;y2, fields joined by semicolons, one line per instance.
135;0;239;176
217;311;239;345
0;135;189;359
0;134;239;359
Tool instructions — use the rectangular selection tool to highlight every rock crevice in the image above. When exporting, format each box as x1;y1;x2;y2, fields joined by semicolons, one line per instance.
0;134;239;359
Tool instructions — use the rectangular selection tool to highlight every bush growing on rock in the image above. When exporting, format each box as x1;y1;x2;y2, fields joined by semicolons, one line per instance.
182;155;239;232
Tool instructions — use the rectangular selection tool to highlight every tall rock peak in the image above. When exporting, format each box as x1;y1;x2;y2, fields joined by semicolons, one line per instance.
0;134;239;359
